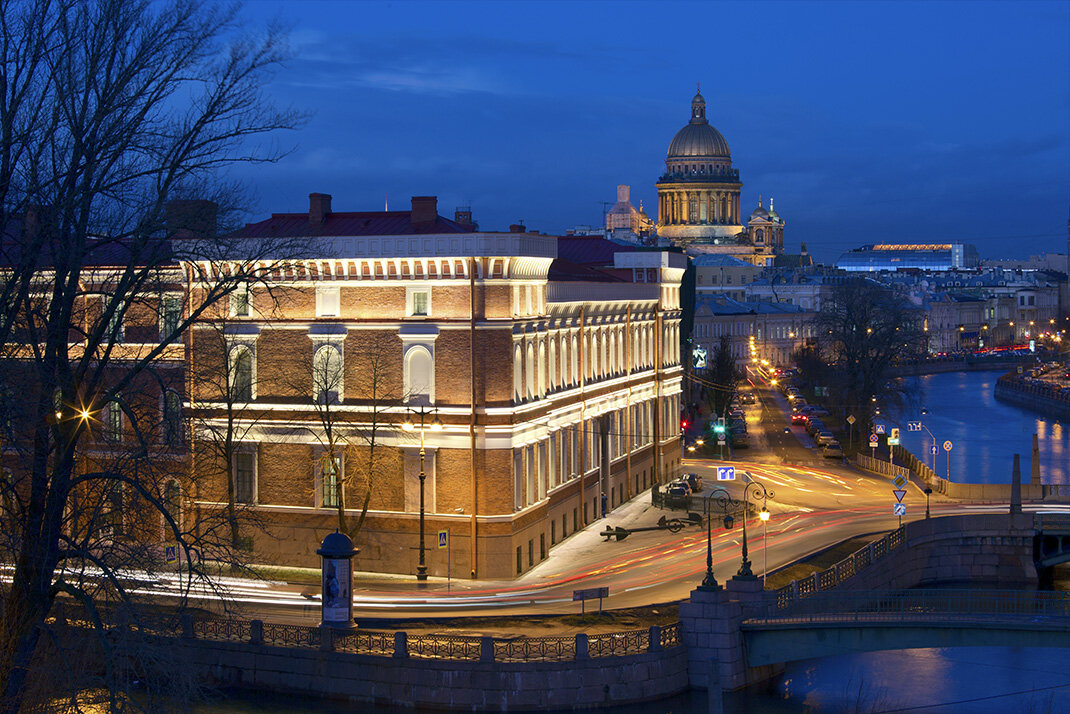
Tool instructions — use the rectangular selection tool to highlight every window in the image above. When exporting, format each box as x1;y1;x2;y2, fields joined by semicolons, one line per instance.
234;451;256;504
313;345;343;404
405;346;434;405
230;346;253;402
103;481;123;536
319;453;341;508
104;399;122;442
161;295;182;337
407;287;430;317
231;286;251;317
163;390;183;445
106;299;124;341
316;287;340;318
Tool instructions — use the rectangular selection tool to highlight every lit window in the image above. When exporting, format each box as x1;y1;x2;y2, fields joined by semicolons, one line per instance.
320;454;342;508
230;346;253;402
234;451;256;504
231;287;251;317
407;288;430;317
104;399;122;442
316;287;340;318
161;295;182;337
313;344;343;404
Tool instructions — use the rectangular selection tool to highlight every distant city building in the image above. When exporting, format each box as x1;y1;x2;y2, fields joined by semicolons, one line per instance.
692;294;816;368
604;184;653;243
836;243;980;272
655;89;783;266
692;255;763;301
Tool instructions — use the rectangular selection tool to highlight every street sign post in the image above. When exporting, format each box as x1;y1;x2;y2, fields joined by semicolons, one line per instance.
875;425;886;434
438;530;451;590
164;545;178;565
893;503;906;516
943;441;953;452
888;428;900;446
869;434;878;447
893;474;908;490
907;421;922;431
893;489;906;502
717;466;736;481
573;586;609;619
846;415;856;425
943;441;952;481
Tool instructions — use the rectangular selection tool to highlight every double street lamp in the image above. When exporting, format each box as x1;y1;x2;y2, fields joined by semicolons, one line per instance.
402;405;442;582
737;480;773;580
697;478;774;589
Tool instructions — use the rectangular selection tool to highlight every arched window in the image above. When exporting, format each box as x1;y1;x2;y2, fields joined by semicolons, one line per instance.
312;344;343;404
525;342;535;399
162;479;180;539
230;345;253;402
617;328;624;373
513;344;523;401
548;338;557;392
537;341;546;396
570;333;579;385
405;346;434;405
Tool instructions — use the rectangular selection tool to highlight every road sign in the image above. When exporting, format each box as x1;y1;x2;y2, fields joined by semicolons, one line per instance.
888;428;900;446
846;415;856;425
907;421;922;431
893;503;906;516
893;489;907;503
931;445;938;455
164;545;177;564
943;441;953;452
717;466;736;481
437;530;449;550
717;439;726;446
893;474;908;490
875;425;886;434
869;434;878;447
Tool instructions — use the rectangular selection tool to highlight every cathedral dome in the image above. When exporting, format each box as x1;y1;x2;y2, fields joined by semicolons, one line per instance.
667;91;731;159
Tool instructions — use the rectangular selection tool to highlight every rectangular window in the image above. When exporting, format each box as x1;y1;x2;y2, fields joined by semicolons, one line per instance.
407;288;429;317
320;453;341;508
316;287;340;317
103;481;123;536
161;295;182;337
528;539;534;567
231;287;251;317
107;299;124;342
164;391;183;446
104;400;122;442
234;451;256;504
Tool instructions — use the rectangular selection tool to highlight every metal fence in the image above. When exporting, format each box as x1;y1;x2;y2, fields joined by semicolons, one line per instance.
753;589;1070;626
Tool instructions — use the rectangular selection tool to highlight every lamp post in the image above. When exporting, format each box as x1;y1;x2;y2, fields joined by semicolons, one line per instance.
737;480;773;580
924;486;932;519
403;405;443;582
760;505;770;584
919;408;938;472
698;487;733;591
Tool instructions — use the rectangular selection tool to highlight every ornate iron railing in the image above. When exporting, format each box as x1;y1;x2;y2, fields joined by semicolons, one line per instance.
494;635;575;662
332;629;394;656
194;617;249;642
588;628;647;658
407;633;482;661
261;622;319;648
660;622;681;649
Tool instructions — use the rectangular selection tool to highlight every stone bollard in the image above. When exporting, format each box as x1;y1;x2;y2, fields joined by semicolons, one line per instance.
181;612;194;639
648;625;662;652
574;633;589;660
318;626;334;653
250;620;263;645
480;636;495;663
393;631;408;659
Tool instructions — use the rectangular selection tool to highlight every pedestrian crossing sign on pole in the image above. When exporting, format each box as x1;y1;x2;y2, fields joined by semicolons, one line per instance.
164;545;177;564
437;530;449;550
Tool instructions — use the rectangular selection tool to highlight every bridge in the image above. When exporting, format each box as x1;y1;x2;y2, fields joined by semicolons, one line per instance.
680;512;1070;694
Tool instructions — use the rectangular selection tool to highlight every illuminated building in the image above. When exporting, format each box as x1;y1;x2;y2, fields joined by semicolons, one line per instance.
836;243;981;272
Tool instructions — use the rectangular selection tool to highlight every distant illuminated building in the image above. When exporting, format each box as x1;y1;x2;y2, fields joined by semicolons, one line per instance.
836;243;980;272
604;184;653;243
655;88;783;266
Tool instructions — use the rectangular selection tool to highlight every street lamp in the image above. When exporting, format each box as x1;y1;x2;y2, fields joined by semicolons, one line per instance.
737;480;773;580
759;506;770;584
698;487;733;591
403;405;443;582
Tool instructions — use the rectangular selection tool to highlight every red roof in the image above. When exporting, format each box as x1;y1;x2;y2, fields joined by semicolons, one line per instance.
230;210;477;238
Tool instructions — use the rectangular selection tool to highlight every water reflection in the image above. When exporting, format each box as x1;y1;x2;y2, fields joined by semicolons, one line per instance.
899;371;1070;485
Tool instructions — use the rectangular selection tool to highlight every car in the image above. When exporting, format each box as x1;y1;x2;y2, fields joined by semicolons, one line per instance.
731;431;749;448
807;407;831;417
815;431;836;446
740;393;757;405
822;441;844;458
684;472;703;493
806;418;825;435
791;412;808;425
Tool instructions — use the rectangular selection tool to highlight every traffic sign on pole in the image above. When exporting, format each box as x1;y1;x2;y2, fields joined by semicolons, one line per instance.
717;466;736;481
437;530;449;550
893;474;908;490
943;441;953;452
875;425;886;434
893;503;906;516
888;428;900;446
930;445;938;455
869;434;878;447
846;415;856;425
893;489;906;503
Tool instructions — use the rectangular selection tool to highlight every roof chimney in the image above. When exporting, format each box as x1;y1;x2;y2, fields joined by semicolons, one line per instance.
411;196;437;231
166;199;217;238
309;193;332;224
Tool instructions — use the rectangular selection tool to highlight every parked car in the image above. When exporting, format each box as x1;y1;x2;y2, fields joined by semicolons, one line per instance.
806;418;825;435
791;412;808;425
740;392;757;405
815;431;836;446
664;479;691;508
822;441;844;458
684;472;703;493
731;431;749;448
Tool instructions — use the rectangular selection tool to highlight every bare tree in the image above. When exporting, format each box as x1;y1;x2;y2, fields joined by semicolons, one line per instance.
800;279;927;438
0;1;305;710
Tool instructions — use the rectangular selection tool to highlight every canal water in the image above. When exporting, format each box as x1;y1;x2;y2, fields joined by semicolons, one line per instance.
191;370;1070;713
897;370;1070;484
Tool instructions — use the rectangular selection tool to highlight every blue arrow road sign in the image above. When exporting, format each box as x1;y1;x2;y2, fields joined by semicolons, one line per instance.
717;466;736;481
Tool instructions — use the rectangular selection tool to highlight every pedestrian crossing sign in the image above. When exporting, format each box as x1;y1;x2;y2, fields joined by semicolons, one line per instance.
437;530;449;550
164;545;177;564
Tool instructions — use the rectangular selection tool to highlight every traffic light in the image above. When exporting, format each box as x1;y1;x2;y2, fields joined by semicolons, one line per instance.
681;419;689;430
713;417;726;435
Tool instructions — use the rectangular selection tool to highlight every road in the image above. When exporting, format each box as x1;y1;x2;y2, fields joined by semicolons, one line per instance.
89;375;1062;625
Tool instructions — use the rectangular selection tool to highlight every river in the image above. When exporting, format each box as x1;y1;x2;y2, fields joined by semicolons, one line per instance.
188;370;1070;712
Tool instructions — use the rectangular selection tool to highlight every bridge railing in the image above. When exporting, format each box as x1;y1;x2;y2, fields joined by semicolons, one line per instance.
753;589;1070;626
774;527;906;609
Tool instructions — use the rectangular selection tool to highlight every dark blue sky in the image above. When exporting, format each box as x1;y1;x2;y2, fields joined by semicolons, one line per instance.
237;0;1069;265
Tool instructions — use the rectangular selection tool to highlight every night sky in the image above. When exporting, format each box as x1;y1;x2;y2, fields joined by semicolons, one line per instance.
236;0;1069;265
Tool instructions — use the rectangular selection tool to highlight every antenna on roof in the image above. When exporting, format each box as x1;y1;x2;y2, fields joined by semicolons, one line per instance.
384;192;388;211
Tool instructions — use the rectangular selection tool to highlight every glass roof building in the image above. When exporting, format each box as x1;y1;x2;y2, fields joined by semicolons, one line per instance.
835;243;980;272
